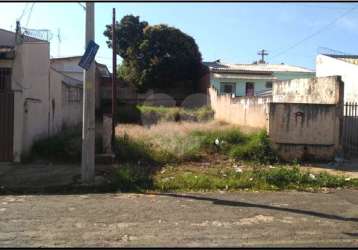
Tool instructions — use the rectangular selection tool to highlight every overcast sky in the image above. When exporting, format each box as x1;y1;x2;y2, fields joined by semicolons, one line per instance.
1;2;358;70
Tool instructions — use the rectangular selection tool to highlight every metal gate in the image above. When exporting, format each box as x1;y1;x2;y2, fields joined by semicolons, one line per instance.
0;68;14;162
343;102;358;158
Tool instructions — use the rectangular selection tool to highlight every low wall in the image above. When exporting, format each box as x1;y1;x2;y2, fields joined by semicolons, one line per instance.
209;87;271;128
269;103;340;161
269;76;344;161
273;76;341;104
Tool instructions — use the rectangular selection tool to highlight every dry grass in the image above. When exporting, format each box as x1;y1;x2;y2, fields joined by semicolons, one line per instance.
115;120;258;140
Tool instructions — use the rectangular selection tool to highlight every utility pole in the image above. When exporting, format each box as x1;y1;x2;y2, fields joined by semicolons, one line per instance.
111;8;117;147
257;49;269;64
81;2;95;184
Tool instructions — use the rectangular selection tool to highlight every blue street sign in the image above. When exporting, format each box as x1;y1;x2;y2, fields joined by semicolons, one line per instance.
79;40;99;71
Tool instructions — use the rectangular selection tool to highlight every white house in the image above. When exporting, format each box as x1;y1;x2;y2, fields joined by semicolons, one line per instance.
204;60;315;97
50;56;111;111
0;28;111;162
316;54;358;102
0;28;50;162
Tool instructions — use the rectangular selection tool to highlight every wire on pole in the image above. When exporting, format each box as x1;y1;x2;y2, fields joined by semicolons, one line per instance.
271;5;358;59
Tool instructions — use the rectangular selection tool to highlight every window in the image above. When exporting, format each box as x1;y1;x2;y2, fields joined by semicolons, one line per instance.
0;68;11;92
66;86;82;103
265;81;273;88
245;82;255;97
220;82;235;95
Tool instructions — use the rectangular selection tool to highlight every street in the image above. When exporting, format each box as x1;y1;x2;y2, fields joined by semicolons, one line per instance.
0;190;358;247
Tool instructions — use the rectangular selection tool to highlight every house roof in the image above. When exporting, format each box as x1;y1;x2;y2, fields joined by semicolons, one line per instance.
0;28;47;47
204;61;314;74
0;46;15;59
50;55;82;61
50;55;111;78
323;54;358;65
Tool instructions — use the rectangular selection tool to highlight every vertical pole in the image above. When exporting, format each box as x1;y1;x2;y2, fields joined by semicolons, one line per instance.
81;2;95;184
111;8;117;146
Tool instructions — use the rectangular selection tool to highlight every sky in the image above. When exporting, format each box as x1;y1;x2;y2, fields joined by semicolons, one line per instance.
1;2;358;71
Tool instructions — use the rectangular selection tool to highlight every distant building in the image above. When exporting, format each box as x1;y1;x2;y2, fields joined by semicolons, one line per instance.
203;60;315;97
50;56;111;111
316;54;358;102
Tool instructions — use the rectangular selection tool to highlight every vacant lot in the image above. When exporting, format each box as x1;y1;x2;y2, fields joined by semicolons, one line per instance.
113;120;358;192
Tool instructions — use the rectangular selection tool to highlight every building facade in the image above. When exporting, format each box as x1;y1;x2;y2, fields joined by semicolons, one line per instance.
204;60;315;97
0;28;50;162
316;54;358;102
0;28;112;162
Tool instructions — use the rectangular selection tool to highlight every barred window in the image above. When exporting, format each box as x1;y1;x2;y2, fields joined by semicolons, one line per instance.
66;87;82;103
0;68;11;92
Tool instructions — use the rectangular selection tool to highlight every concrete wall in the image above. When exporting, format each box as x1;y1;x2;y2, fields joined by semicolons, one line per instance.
269;76;344;161
316;54;358;102
273;76;341;104
209;87;271;128
49;68;63;134
61;84;83;127
49;68;83;133
11;41;50;159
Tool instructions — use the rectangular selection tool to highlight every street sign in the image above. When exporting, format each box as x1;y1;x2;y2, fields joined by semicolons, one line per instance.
79;40;99;71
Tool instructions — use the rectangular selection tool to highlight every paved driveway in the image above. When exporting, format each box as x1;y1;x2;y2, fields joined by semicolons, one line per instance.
0;190;358;247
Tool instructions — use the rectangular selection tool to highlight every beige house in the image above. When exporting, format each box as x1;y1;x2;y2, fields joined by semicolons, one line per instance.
0;28;110;162
0;28;50;162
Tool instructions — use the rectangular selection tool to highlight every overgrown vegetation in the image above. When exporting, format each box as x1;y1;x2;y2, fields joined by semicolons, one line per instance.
116;104;214;124
26;126;102;163
113;122;358;192
115;126;278;165
115;163;358;192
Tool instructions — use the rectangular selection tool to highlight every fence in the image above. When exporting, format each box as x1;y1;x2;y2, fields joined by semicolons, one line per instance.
343;102;358;158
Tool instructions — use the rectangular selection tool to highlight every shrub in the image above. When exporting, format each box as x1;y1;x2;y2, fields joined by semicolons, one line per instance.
263;166;302;189
115;163;154;191
191;127;246;153
29;126;82;163
116;104;142;123
229;131;279;164
28;126;103;163
151;165;357;192
114;133;178;164
137;105;214;124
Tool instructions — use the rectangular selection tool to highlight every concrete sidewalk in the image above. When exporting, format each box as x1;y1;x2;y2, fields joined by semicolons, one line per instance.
0;190;358;247
0;163;115;193
302;158;358;178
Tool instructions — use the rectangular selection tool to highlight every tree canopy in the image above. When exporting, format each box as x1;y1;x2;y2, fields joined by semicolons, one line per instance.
104;15;205;92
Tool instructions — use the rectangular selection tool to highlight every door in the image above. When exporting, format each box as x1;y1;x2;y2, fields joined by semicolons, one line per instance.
343;102;358;158
245;82;255;96
0;68;14;162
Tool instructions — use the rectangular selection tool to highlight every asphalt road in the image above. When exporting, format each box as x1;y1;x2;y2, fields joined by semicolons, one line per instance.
1;190;358;247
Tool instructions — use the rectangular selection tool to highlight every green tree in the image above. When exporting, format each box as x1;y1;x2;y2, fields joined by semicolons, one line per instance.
104;15;204;92
104;15;148;59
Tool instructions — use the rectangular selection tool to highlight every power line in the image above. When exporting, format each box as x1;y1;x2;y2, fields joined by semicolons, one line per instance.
295;3;358;10
25;3;35;27
18;3;29;21
271;5;358;59
78;2;86;11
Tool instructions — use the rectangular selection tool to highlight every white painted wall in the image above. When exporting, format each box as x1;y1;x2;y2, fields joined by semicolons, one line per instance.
316;54;358;102
49;68;83;133
50;58;83;81
11;41;50;159
273;76;342;104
